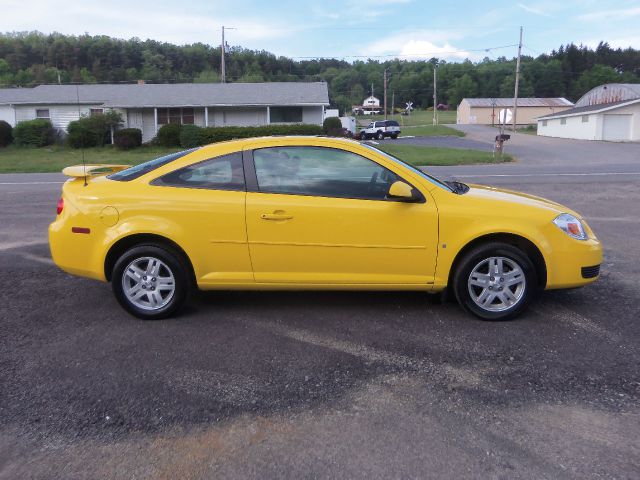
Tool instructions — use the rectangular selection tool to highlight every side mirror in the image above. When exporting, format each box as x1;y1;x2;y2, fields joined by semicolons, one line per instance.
387;181;418;202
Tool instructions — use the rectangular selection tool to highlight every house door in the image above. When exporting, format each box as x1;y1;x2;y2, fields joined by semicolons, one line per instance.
128;109;144;132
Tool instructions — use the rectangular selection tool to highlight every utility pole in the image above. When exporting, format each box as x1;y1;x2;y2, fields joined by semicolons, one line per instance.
391;91;395;118
221;26;226;83
512;26;523;131
383;68;388;120
432;65;437;125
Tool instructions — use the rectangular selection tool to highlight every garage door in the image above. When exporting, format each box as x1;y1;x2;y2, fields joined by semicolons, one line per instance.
602;114;632;141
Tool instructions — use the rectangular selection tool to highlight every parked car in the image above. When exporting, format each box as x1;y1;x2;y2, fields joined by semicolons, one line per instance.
360;120;400;140
50;137;602;321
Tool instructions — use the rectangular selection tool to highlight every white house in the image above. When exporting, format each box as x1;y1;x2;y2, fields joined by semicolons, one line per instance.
352;95;381;115
0;82;330;143
537;83;640;142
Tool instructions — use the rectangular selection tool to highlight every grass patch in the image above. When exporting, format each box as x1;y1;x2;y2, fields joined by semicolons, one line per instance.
516;125;537;135
0;141;512;173
0;145;181;173
356;109;456;127
376;144;513;166
401;125;464;137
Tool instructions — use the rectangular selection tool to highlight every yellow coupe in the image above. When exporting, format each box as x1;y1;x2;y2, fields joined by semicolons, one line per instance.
49;137;602;320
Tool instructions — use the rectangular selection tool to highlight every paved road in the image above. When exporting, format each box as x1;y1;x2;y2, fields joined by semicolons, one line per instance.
385;124;640;171
1;151;639;478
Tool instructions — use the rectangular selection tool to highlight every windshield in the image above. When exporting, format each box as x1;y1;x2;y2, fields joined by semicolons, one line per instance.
108;148;200;181
360;144;453;192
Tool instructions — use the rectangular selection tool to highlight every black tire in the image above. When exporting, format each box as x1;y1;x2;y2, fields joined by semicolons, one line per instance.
391;133;398;139
360;131;368;140
452;242;538;321
111;244;189;320
376;131;385;140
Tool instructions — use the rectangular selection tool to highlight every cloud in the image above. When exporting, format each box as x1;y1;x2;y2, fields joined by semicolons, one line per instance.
0;0;295;45
362;31;481;61
517;3;553;17
577;7;640;21
399;40;475;60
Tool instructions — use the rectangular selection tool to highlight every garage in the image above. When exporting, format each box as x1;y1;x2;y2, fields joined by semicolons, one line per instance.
537;83;640;142
602;114;632;141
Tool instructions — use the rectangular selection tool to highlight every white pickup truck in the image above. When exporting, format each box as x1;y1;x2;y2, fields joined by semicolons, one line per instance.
359;120;401;140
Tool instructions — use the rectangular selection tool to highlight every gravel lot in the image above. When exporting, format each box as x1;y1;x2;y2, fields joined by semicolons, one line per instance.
1;147;639;478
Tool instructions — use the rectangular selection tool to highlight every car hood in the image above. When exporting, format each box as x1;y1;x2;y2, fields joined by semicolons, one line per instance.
464;183;578;217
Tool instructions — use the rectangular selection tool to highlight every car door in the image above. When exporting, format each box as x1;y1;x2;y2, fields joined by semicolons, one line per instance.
244;145;439;285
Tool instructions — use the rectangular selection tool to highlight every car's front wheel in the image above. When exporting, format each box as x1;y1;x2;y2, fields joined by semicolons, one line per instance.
376;131;385;140
112;245;189;320
452;242;537;321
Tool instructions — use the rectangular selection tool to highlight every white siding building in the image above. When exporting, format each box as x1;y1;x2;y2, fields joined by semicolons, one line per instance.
537;84;640;142
0;82;330;143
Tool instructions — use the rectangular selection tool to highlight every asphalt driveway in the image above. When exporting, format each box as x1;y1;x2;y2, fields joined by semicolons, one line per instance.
1;156;639;478
381;124;639;174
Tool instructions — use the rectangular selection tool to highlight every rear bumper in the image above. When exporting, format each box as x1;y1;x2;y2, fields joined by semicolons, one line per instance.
49;220;107;282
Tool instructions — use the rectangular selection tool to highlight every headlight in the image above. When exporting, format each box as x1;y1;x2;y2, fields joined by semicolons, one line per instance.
553;213;588;240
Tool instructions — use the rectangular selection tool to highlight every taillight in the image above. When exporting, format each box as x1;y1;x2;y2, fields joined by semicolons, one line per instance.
56;197;64;215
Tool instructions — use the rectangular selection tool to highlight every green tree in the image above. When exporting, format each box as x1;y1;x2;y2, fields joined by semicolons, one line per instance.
447;74;478;107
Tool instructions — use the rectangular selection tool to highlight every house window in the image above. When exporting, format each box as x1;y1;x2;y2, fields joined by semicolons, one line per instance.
157;108;195;125
270;107;303;123
36;109;50;119
560;118;567;125
582;115;589;123
541;120;547;126
90;108;104;116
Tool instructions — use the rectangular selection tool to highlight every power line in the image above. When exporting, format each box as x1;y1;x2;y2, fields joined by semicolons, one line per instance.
285;44;518;59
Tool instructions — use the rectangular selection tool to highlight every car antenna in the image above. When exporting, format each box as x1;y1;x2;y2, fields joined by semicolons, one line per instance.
75;84;87;186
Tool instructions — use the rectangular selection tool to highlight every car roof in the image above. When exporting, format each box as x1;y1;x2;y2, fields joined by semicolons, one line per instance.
198;135;363;151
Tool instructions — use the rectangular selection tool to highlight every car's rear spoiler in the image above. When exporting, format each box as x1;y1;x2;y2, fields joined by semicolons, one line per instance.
62;164;130;178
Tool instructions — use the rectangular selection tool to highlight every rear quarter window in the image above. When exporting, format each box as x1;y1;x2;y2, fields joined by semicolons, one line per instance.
108;148;200;181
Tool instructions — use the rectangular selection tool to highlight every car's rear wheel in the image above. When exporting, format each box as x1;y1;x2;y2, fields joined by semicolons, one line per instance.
112;245;189;320
391;133;398;139
376;131;384;140
360;131;368;140
452;242;537;321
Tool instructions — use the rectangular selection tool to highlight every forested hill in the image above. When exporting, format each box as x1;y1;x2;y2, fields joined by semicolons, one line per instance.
1;31;639;111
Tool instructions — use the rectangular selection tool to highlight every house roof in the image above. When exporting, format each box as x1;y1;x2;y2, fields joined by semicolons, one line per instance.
462;97;573;108
0;82;330;108
575;83;640;107
537;97;640;120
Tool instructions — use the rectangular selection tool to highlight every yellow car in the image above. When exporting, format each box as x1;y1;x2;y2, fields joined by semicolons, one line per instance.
49;136;602;321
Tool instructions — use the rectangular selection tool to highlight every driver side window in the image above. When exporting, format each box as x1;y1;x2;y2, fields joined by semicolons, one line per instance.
253;146;401;201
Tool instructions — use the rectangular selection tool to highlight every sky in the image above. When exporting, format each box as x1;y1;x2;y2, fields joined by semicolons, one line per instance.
2;0;640;62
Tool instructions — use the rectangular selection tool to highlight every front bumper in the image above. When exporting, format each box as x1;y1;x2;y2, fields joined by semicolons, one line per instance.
545;237;603;290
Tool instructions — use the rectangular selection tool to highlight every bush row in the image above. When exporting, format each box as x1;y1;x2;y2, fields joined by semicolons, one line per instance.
178;123;324;148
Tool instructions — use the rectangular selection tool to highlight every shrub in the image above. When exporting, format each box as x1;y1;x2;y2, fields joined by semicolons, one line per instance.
66;111;123;149
13;119;55;147
180;124;323;147
113;128;142;150
157;123;182;147
322;116;342;136
179;124;204;148
0;120;12;147
67;115;109;148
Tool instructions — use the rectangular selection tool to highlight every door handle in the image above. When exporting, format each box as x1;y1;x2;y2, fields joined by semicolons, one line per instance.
260;212;293;221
